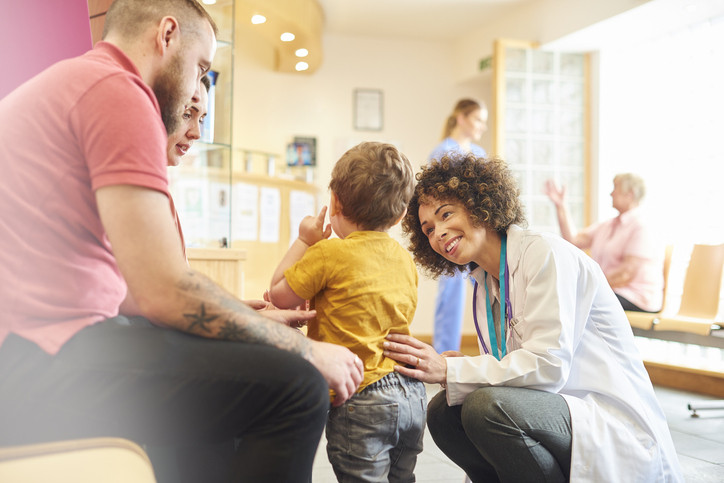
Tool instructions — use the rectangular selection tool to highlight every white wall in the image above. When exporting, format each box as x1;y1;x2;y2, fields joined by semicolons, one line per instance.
452;0;652;82
233;30;491;185
597;10;724;244
233;27;491;334
545;0;724;235
230;0;714;337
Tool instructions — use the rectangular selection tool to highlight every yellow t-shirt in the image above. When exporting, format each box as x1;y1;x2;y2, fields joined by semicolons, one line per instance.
284;231;418;392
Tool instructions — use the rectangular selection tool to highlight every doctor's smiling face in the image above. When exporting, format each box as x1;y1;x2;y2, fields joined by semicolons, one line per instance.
402;155;526;280
419;200;487;268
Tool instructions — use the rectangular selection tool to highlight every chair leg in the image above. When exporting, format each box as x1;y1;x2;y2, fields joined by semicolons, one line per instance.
687;400;724;417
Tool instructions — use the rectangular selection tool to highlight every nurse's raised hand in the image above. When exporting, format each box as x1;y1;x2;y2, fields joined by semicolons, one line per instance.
383;333;448;385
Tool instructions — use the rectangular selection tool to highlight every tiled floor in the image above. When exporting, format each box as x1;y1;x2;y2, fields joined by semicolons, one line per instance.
311;384;724;482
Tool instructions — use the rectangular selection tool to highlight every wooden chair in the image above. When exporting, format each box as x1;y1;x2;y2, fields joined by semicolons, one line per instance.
625;244;674;330
0;438;157;483
653;243;724;336
640;244;724;416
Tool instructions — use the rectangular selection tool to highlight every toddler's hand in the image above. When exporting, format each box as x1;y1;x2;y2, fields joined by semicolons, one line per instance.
299;206;332;246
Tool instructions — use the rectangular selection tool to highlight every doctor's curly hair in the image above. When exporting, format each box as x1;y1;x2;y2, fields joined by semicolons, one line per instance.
402;153;526;278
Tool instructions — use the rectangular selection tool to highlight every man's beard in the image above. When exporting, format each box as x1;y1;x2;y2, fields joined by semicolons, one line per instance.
153;52;186;135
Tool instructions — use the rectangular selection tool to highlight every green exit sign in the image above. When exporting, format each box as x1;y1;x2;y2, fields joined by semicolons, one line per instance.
479;56;492;71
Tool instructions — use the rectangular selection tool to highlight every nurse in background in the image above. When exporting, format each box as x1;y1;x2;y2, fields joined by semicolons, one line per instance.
428;98;488;353
384;154;682;482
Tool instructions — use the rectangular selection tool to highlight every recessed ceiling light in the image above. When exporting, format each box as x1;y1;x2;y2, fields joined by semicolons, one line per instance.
202;0;216;5
295;62;309;71
295;48;309;57
281;32;295;42
251;14;266;24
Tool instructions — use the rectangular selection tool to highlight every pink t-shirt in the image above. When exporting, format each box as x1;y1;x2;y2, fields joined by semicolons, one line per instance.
0;42;170;354
583;207;664;312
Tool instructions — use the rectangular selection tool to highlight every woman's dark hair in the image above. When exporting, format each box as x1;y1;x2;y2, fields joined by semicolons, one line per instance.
200;74;211;92
402;153;526;278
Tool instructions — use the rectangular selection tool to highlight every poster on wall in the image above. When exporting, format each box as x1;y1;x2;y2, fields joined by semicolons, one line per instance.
259;187;281;243
174;178;207;246
287;136;317;166
232;183;258;242
289;190;316;246
208;181;230;242
353;89;383;131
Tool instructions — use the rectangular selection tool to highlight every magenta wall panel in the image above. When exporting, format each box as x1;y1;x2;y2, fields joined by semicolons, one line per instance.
0;0;92;99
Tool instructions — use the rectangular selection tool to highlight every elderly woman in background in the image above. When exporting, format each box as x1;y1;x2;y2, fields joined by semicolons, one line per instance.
545;173;663;313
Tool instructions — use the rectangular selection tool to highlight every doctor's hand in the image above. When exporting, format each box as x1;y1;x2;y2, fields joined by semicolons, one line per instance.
383;333;447;385
441;350;465;358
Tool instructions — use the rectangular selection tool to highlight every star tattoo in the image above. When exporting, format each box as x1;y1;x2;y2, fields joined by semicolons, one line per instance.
218;320;245;341
183;303;218;333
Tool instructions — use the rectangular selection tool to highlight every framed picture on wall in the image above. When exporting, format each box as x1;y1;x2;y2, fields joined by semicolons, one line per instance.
287;136;317;166
353;89;383;131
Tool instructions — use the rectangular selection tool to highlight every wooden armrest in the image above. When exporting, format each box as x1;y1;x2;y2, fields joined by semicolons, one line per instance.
625;310;659;330
0;437;156;483
654;316;716;336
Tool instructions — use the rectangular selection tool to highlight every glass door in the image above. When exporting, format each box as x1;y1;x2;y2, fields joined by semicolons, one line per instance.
493;39;591;232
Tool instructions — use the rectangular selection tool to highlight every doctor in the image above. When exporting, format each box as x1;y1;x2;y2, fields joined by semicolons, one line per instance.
384;154;682;482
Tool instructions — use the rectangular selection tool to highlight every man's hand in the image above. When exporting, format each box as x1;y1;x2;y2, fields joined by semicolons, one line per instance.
307;340;364;407
298;206;332;246
260;308;316;328
244;299;272;311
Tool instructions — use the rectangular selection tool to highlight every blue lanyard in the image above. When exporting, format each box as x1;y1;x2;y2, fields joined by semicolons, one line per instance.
472;235;510;360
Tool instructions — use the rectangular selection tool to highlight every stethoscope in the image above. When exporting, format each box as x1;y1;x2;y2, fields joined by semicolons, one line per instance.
472;234;512;361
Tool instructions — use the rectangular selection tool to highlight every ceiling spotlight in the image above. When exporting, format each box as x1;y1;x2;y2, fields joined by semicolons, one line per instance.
201;0;216;4
295;62;309;71
295;48;309;57
251;15;266;24
281;32;295;42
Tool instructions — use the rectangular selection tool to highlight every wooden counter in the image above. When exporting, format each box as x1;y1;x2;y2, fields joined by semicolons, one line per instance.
187;248;247;299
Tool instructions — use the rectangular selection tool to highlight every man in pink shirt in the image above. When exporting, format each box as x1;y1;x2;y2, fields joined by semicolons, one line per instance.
0;0;362;481
545;174;664;312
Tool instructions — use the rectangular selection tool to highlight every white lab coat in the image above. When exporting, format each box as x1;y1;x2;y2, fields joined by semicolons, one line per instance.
445;226;683;482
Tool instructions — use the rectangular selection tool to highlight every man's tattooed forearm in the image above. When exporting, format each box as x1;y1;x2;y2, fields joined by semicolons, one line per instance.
218;319;245;341
183;303;218;333
178;271;311;357
219;316;311;359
